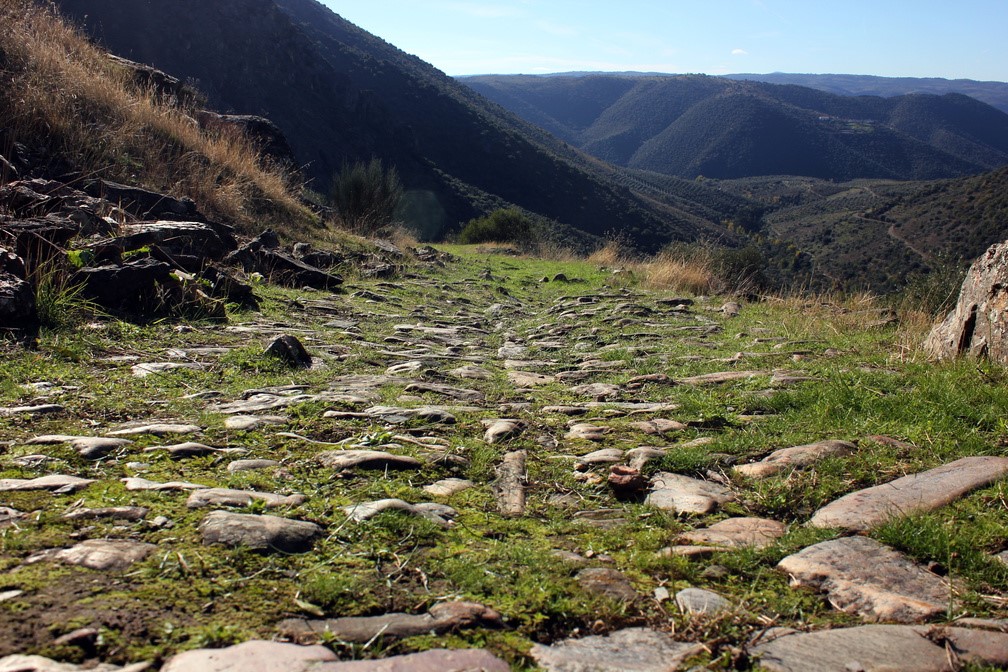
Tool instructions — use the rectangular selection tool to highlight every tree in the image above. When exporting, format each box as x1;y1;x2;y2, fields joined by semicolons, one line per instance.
330;158;403;234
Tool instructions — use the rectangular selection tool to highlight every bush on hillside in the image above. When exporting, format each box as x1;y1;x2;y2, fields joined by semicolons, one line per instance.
330;158;403;234
458;208;534;246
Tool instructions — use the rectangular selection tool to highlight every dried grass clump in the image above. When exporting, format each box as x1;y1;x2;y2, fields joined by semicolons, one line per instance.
0;0;316;235
642;249;719;295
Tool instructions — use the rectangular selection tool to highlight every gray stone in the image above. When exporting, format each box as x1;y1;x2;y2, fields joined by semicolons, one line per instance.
199;511;320;553
341;499;456;527
575;448;624;468
571;383;621;400
810;456;1008;531
122;477;208;491
678;370;768;385
566;422;609;441
778;537;949;623
108;423;202;437
576;567;637;602
449;365;491;380
25;435;133;459
186;488;306;509
508;370;555;387
27;539;155;571
278;601;502;644
493;450;527;516
227;459;281;473
925;240;1008;365
675;587;731;615
531;627;704;672
629;418;687;434
160;640;336;672
0;507;25;527
63;507;148;522
734;440;857;478
483;418;525;444
224;415;286;430
423;478;474;497
311;649;509;671
678;517;787;550
131;362;205;378
646;472;734;514
0;404;63;417
748;625;956;672
0;475;95;493
316;450;422;471
0;655;150;671
264;334;312;369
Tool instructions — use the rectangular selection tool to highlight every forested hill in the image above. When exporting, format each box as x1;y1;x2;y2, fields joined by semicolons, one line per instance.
51;0;735;250
461;73;1008;182
724;73;1008;115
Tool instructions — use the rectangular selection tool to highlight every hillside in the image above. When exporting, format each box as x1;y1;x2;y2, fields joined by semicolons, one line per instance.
51;0;739;251
462;73;1008;182
715;167;1008;292
726;73;1008;115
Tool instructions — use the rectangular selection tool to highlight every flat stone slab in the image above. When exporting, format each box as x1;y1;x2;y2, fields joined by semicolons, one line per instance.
508;370;555;387
278;601;502;644
161;640;336;672
679;370;768;385
646;472;734;514
678;517;787;550
1;507;25;527
122;477;208;491
778;537;949;622
482;418;525;443
810;455;1008;531
27;539;156;571
531;627;704;672
0;404;64;417
748;624;1008;672
403;382;484;403
199;511;320;553
187;488;306;509
324;405;459;424
108;423;202;437
313;648;510;672
131;362;205;377
342;499;456;527
566;422;609;441
0;655;150;671
25;435;133;459
575;448;624;468
576;567;638;602
423;478;474;497
449;365;492;380
571;382;621;400
224;414;287;430
629;418;687;434
734;440;857;478
316;450;422;471
0;475;95;493
63;506;148;522
676;587;731;615
227;459;281;473
146;442;246;459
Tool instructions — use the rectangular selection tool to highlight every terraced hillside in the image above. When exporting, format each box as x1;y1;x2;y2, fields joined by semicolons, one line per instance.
1;247;1007;671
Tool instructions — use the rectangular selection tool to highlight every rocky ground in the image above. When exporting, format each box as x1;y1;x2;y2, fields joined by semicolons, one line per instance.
1;247;1007;671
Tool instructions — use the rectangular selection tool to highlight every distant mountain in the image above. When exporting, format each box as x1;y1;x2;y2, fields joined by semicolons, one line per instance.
461;73;1008;182
725;73;1008;115
52;0;737;250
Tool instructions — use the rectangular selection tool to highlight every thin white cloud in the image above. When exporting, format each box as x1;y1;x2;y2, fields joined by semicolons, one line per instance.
535;20;578;37
732;48;749;56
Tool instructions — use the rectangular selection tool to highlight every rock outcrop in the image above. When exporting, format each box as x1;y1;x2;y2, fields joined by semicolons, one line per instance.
925;240;1008;364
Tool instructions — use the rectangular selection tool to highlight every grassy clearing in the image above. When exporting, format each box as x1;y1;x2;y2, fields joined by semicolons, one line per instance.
0;245;1006;668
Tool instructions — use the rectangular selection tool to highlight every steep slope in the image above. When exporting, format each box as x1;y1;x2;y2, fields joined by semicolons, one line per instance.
462;74;1008;181
52;0;734;249
725;73;1008;115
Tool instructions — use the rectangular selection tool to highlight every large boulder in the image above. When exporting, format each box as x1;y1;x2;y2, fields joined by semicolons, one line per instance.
197;111;298;170
225;230;342;290
925;241;1008;363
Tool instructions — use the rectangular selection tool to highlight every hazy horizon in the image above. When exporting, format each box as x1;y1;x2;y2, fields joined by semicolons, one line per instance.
320;0;1008;83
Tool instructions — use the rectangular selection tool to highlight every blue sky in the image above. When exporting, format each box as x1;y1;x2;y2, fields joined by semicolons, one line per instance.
319;1;1008;81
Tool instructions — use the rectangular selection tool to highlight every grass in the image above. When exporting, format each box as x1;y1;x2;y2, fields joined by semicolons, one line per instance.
0;244;1006;669
0;0;317;236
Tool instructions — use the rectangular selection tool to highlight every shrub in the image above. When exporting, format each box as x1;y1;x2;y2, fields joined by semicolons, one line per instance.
458;207;534;246
330;158;403;234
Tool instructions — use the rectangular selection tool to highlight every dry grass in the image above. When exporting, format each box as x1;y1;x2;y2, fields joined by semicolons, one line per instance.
0;0;317;236
641;248;719;295
587;241;626;267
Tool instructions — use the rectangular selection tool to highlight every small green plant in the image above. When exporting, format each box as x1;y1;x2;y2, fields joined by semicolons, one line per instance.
331;158;403;234
457;207;535;247
32;263;100;331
